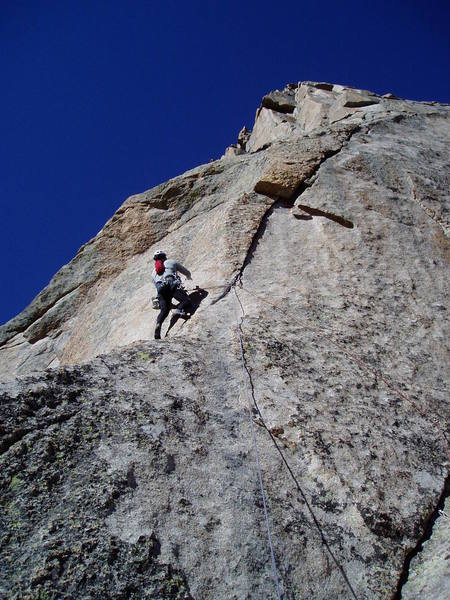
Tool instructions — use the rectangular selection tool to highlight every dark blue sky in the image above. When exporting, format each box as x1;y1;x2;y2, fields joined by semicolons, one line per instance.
1;0;449;324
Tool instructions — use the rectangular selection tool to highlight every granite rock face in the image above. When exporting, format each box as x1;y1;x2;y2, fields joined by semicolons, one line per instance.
1;82;449;599
401;495;450;599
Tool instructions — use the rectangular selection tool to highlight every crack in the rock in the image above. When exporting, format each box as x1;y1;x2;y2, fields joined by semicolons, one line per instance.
212;128;359;305
393;474;450;599
238;128;360;282
211;197;288;306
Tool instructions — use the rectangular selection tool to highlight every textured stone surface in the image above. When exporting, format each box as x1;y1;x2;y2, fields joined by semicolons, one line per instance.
339;89;380;108
261;89;296;114
1;82;449;599
246;107;298;152
402;497;450;599
253;126;354;198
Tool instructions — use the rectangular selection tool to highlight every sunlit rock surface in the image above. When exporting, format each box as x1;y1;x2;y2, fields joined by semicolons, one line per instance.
1;82;449;599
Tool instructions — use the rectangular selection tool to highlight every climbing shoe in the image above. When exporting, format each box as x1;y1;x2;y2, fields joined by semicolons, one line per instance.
154;324;161;339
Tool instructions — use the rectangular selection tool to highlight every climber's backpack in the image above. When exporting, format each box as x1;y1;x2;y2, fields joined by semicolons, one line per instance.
155;259;165;276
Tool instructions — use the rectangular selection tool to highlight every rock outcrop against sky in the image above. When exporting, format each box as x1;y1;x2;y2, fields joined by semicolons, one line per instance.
1;82;449;599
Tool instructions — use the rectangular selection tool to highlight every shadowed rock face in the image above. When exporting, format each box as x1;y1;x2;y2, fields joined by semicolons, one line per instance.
0;82;449;599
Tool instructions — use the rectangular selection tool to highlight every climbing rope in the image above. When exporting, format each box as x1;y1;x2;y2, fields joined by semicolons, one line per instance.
178;276;445;597
233;287;282;600
233;285;359;600
187;280;448;461
207;276;445;598
238;283;450;463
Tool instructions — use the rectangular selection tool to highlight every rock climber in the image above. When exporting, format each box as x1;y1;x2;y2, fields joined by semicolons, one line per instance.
152;250;193;339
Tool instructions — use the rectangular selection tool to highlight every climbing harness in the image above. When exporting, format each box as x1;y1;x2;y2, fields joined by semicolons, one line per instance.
151;274;190;311
233;286;282;600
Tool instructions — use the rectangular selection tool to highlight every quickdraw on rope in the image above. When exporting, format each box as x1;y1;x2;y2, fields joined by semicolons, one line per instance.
233;286;282;600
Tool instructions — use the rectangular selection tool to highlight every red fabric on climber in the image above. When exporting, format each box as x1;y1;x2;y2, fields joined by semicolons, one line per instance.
155;259;165;275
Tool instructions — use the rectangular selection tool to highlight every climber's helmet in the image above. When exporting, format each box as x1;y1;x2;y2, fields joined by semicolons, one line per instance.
153;250;167;261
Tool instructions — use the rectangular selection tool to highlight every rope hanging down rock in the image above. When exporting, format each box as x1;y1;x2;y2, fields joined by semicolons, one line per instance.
238;284;449;463
233;287;282;600
233;285;359;600
221;276;443;598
